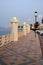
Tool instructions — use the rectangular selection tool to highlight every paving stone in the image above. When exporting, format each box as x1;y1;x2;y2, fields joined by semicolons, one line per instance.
0;31;42;65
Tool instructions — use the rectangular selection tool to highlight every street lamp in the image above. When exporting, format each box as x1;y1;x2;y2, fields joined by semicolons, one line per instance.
34;12;38;37
34;11;38;22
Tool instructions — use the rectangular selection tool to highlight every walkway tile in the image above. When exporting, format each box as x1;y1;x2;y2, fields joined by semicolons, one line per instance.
0;31;42;65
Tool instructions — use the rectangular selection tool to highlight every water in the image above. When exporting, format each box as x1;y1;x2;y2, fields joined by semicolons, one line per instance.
0;28;23;36
0;28;11;36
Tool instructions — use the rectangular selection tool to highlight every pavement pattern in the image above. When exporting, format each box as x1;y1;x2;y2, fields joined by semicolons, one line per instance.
38;34;43;65
38;34;43;60
0;31;42;65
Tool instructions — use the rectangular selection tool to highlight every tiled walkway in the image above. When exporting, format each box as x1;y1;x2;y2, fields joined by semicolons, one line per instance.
38;34;43;65
0;31;42;65
38;34;43;58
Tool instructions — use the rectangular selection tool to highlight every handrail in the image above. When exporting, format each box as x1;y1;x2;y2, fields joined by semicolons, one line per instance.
0;34;14;47
0;31;24;47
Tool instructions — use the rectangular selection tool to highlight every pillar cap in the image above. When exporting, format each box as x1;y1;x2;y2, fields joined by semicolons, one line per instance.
23;22;27;26
10;17;19;23
26;24;28;26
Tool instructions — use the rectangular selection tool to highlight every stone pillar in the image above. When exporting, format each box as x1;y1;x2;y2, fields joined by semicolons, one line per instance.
26;24;30;33
23;22;27;36
10;17;19;42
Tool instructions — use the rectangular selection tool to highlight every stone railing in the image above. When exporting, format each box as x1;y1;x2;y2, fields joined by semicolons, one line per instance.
0;22;30;47
18;31;24;39
0;34;14;47
0;32;24;47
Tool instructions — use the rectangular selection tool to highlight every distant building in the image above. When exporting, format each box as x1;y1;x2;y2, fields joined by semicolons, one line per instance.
38;25;43;29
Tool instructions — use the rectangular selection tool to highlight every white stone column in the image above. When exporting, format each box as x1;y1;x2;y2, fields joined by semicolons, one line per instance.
23;22;27;36
10;17;19;42
26;24;30;33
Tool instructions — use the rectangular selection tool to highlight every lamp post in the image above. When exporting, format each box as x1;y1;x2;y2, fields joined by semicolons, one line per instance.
34;12;38;37
34;11;38;22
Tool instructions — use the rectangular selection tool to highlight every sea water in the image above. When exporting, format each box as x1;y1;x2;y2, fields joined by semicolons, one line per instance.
0;28;23;36
0;28;11;36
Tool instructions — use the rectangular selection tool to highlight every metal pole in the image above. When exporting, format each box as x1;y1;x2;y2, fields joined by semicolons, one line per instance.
35;12;37;37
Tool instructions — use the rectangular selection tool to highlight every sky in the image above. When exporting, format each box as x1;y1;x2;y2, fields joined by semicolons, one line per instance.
0;0;43;27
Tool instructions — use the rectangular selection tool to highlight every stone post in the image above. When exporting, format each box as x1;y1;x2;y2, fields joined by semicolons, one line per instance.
26;24;30;33
23;22;27;36
10;17;19;42
28;25;30;33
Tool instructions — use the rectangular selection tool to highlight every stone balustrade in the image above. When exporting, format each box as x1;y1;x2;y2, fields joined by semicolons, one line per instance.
0;34;14;47
0;29;31;48
18;31;24;39
0;31;24;47
0;25;30;47
0;17;31;47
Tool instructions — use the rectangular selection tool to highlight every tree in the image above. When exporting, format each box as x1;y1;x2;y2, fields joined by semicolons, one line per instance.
18;26;20;28
30;24;33;30
34;21;39;29
42;18;43;24
21;25;23;28
34;21;39;37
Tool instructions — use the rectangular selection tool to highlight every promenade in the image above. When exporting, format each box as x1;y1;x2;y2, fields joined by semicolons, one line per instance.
0;31;42;65
38;34;43;58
